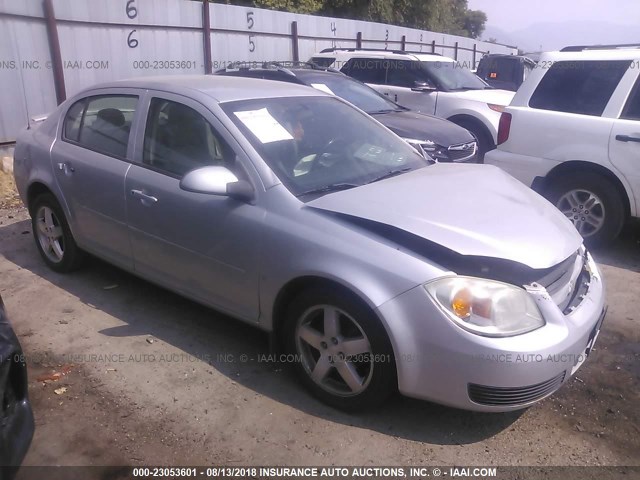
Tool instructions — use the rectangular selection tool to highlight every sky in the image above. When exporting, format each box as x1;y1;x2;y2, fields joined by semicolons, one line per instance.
467;0;640;51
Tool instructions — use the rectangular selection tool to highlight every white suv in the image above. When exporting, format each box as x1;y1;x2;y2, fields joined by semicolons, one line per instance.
486;45;640;244
310;49;515;158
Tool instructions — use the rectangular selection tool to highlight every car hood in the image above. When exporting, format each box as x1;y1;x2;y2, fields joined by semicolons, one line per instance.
371;110;474;146
448;88;515;106
306;164;582;269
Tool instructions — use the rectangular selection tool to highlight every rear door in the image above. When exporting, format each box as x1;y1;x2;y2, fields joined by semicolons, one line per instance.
609;73;640;215
125;92;264;320
52;90;141;269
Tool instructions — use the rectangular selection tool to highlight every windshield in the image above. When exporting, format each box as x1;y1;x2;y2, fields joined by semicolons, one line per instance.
222;96;428;197
301;73;401;113
422;61;490;91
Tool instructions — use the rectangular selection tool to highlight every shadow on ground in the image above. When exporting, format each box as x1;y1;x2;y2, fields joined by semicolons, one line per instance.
590;219;640;273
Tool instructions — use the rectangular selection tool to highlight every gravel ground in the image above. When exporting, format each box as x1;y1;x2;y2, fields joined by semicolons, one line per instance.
0;169;638;477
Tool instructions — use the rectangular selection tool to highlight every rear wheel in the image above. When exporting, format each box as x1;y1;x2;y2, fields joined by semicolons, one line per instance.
284;287;396;411
546;172;625;246
31;193;85;272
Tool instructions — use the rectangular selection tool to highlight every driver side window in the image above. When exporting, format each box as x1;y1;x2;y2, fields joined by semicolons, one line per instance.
386;60;424;88
143;98;235;177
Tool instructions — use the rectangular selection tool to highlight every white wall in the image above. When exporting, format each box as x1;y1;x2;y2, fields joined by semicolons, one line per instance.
0;0;516;142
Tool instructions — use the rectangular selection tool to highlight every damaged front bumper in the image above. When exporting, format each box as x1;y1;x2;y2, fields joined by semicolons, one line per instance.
376;250;606;412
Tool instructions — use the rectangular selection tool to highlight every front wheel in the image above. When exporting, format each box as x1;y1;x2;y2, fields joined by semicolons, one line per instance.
546;173;625;246
284;287;397;411
31;193;85;272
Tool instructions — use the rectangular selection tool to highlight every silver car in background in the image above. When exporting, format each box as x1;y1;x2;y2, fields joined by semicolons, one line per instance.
13;76;606;412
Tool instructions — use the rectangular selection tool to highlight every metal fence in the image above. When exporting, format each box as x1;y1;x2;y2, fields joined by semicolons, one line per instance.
0;0;517;143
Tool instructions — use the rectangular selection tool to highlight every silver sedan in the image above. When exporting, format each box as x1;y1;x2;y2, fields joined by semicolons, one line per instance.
13;76;606;411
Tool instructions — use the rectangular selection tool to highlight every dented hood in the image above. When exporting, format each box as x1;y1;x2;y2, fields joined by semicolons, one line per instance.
307;164;583;269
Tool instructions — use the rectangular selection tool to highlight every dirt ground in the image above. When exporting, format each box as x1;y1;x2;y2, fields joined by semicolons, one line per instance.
0;168;638;476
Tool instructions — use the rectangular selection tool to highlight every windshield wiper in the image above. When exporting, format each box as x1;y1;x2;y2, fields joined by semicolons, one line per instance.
296;183;360;197
367;167;413;184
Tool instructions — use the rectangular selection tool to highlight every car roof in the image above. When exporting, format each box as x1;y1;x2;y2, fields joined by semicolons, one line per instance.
77;75;327;103
314;49;453;63
542;49;640;61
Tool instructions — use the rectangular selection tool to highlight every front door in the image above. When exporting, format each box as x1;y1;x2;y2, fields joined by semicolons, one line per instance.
125;93;264;321
384;59;437;114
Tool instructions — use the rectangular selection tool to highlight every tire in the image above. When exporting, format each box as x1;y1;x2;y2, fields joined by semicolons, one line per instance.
546;172;625;246
453;118;494;162
283;287;397;411
30;193;85;272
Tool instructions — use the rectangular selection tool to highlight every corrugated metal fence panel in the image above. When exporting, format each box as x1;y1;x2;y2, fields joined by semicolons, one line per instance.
0;0;56;143
53;0;204;97
0;0;516;142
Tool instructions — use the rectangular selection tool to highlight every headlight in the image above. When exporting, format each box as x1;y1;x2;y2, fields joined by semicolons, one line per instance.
425;277;545;337
403;138;447;161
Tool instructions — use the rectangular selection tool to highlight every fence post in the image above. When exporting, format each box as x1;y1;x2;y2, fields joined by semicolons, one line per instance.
356;31;362;49
401;35;406;51
472;44;477;69
454;41;458;60
43;0;66;105
291;21;299;62
202;0;212;74
431;40;436;53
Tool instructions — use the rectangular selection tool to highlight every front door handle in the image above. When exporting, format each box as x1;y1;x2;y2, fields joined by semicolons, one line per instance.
615;134;640;143
130;189;158;204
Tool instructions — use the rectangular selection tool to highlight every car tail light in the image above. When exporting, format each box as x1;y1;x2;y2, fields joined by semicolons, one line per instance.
497;112;512;145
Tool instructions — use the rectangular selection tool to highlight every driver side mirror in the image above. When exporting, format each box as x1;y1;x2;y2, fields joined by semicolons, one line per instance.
180;166;254;203
411;81;436;92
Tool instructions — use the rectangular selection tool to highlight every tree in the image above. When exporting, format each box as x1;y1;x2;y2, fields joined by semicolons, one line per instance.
464;9;486;39
212;0;487;38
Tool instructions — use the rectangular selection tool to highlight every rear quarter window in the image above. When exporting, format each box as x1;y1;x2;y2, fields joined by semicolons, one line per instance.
621;77;640;121
529;60;631;116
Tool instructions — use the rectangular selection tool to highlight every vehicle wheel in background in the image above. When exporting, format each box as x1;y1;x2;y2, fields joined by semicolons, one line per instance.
546;172;625;246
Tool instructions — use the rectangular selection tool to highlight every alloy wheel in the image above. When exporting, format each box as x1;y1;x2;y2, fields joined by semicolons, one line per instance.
557;189;605;237
35;206;65;263
295;305;373;396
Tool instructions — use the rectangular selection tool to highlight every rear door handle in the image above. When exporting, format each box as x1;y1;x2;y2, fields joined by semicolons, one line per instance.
615;134;640;143
57;162;75;175
130;189;158;204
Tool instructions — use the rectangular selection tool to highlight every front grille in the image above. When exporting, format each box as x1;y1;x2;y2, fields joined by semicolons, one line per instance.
446;141;477;162
468;371;566;406
534;251;590;310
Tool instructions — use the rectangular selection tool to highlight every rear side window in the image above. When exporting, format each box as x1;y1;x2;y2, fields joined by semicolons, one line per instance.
478;57;516;81
621;78;640;121
342;58;386;84
63;95;138;158
529;60;630;116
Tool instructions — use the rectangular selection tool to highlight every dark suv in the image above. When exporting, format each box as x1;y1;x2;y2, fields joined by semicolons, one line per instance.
0;294;34;479
215;62;478;163
476;54;536;91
